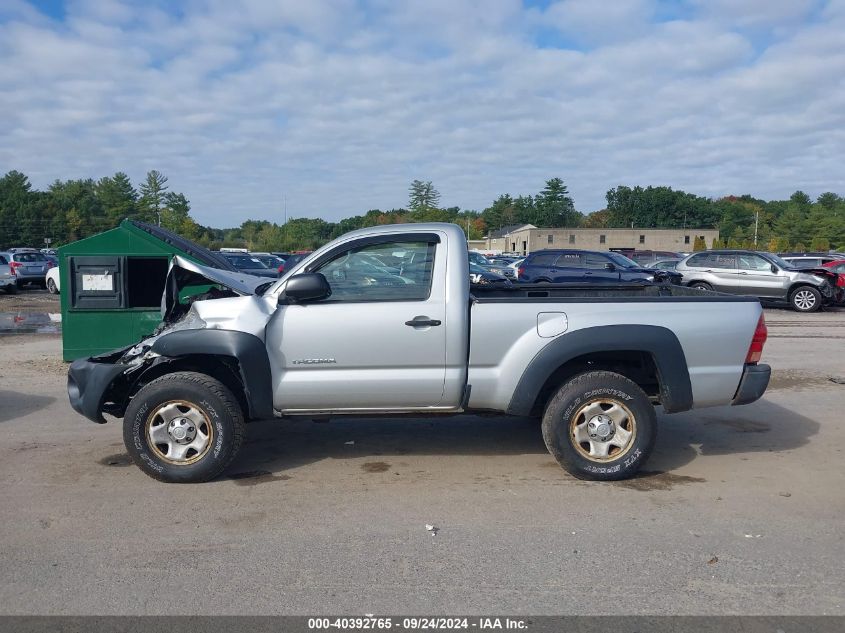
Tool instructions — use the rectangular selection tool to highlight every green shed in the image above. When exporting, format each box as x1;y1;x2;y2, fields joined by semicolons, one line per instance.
58;220;236;361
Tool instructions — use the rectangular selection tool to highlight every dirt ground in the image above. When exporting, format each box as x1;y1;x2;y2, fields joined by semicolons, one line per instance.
0;292;844;615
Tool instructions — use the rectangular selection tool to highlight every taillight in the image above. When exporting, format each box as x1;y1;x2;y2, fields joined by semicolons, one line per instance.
9;261;22;276
278;265;285;274
746;315;767;364
837;275;845;288
46;260;55;268
518;266;525;277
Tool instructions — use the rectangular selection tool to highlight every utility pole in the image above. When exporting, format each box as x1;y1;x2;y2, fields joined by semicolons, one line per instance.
754;209;759;247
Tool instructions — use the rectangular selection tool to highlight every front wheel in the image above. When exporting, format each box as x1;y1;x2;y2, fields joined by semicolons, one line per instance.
790;286;821;313
46;278;58;294
123;371;245;483
542;371;657;480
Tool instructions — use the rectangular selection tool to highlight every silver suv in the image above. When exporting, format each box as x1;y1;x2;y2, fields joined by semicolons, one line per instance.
676;250;838;313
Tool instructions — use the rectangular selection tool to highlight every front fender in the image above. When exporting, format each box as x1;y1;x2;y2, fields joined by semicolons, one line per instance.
149;329;273;419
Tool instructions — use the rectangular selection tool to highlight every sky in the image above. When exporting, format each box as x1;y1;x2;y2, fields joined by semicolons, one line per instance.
1;0;844;226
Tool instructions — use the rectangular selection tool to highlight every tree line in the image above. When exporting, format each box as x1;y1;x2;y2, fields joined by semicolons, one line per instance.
1;170;843;253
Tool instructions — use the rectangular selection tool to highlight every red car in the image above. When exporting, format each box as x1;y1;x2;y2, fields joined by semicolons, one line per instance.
823;260;845;301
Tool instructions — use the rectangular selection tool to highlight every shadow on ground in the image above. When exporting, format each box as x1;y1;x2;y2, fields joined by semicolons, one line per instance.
0;390;56;423
224;399;818;479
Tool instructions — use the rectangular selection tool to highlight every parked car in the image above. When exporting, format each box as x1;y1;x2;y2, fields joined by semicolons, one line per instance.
676;250;840;312
218;253;278;278
469;262;512;286
68;222;770;483
0;250;53;289
250;252;285;273
627;250;684;266
822;260;845;301
518;249;682;284
651;259;680;271
277;253;309;276
778;253;841;268
46;266;61;294
468;251;516;278
0;255;18;294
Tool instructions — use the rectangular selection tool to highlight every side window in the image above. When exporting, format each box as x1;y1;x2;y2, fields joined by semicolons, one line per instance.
711;254;737;269
314;240;435;302
738;255;773;271
584;254;608;269
555;253;583;268
527;253;558;267
834;264;845;273
685;254;708;268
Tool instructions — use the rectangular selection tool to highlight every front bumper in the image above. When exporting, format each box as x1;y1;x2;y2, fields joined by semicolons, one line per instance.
732;363;771;406
67;356;129;424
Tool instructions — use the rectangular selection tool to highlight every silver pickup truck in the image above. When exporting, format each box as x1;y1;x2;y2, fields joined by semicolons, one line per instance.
68;223;771;483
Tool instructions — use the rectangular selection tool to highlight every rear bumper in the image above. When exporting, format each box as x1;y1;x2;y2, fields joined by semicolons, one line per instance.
67;358;128;424
732;363;771;406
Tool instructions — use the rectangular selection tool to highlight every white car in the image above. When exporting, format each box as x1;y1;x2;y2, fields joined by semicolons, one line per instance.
46;266;60;294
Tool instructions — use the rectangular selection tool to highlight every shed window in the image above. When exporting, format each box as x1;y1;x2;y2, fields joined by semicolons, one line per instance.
568;234;575;244
684;235;690;244
639;235;645;244
599;235;606;244
547;235;553;244
126;257;169;308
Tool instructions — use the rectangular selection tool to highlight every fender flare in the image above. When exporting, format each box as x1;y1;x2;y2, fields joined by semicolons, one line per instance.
506;324;693;416
149;329;273;419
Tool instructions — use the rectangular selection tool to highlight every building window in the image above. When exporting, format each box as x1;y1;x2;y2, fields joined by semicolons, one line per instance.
699;235;705;242
599;235;606;244
569;234;575;244
684;235;690;244
547;234;553;244
639;235;645;244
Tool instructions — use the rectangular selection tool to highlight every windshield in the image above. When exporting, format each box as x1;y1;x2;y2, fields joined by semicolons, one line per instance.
606;252;640;268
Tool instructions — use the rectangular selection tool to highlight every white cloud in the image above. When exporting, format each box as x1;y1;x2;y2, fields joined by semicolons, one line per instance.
0;0;843;226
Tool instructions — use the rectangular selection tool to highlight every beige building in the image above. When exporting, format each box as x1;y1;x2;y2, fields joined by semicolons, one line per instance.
480;224;720;256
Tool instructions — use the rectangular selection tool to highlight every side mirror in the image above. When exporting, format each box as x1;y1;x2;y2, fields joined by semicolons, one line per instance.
771;264;778;273
282;273;331;303
604;262;616;271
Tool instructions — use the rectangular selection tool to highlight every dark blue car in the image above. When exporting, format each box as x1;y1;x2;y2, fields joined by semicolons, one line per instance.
517;249;682;284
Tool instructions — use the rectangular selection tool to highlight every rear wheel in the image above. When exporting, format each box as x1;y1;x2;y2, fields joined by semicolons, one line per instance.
5;284;18;295
46;278;58;294
689;281;712;291
542;371;657;480
790;285;821;312
123;371;245;483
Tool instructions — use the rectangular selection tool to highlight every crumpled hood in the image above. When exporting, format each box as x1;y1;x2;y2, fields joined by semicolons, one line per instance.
162;255;269;322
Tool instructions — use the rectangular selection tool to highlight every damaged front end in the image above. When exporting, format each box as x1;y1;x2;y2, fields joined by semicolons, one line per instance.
67;256;276;424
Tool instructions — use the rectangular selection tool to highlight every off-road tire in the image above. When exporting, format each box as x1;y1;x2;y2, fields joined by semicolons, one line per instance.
123;371;245;483
542;371;657;481
789;285;821;313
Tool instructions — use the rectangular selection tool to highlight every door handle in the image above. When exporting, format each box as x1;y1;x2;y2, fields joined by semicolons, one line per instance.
738;271;748;275
405;316;441;327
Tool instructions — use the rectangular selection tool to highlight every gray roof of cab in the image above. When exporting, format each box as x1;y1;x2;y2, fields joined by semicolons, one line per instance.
129;220;237;271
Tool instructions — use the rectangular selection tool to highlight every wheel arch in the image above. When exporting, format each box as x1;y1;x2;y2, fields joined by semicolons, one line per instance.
507;325;693;417
143;329;273;421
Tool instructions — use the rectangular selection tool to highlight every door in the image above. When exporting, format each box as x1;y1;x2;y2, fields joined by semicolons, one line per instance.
701;253;738;292
266;237;448;411
582;253;618;283
736;253;788;298
550;252;584;282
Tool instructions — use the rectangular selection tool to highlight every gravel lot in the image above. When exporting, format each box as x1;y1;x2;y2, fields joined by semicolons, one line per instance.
0;291;843;615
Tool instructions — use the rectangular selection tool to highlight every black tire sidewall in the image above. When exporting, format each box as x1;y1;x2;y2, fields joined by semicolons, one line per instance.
790;286;821;312
690;282;711;290
542;372;657;480
123;374;241;483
